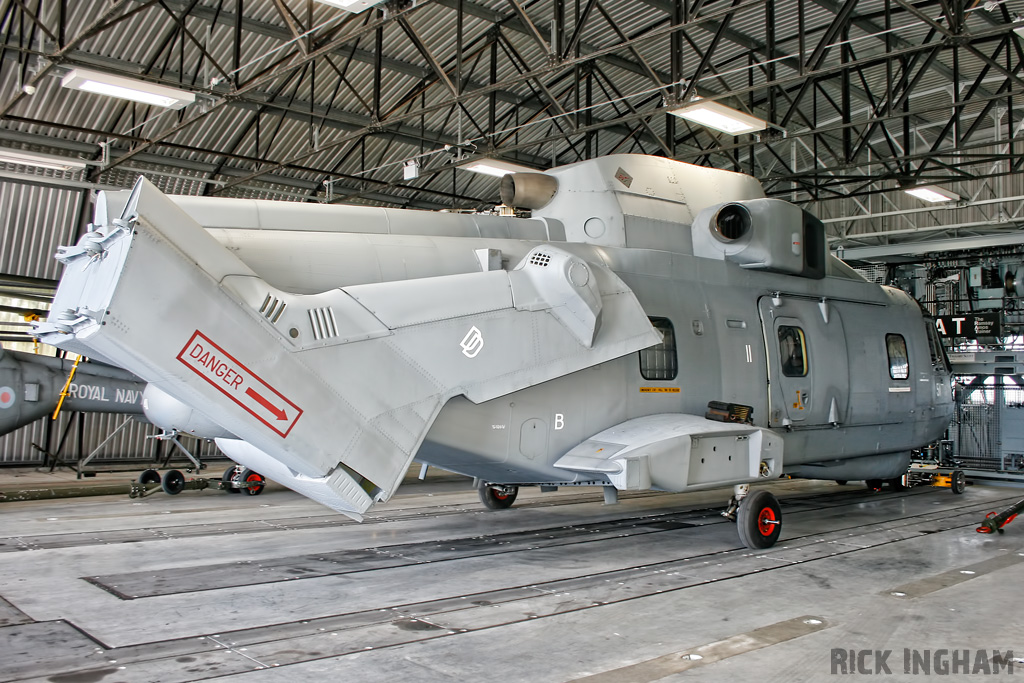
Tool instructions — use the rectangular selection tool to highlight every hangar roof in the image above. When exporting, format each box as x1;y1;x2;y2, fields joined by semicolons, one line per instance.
2;0;1024;321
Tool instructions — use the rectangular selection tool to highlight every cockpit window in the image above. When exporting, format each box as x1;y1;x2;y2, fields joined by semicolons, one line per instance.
925;322;951;373
886;334;909;380
778;325;808;377
639;317;678;380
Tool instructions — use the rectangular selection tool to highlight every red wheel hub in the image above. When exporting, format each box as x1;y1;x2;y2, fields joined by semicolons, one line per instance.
244;473;264;494
757;507;777;537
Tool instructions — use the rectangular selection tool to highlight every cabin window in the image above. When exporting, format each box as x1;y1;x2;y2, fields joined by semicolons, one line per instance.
778;325;808;377
639;317;678;380
887;334;909;380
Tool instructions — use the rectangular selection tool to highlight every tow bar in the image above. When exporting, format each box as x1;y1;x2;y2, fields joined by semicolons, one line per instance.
977;497;1024;535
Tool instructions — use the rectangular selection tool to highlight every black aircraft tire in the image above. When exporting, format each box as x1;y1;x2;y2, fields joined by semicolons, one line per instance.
223;467;241;493
240;469;265;496
138;469;161;485
161;469;186;495
951;470;966;494
478;484;518;510
888;477;908;491
865;479;884;491
835;480;848;486
736;490;782;549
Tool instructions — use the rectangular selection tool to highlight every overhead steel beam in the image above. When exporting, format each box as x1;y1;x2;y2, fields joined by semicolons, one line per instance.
779;0;862;128
0;128;488;208
51;0;663;179
35;0;1016;208
592;0;668;97
434;0;674;83
131;0;561;115
837;232;1024;261
214;28;1024;197
156;0;231;81
562;0;596;60
503;0;554;58
679;0;743;103
593;64;671;156
9;0;57;43
0;0;135;118
397;16;458;96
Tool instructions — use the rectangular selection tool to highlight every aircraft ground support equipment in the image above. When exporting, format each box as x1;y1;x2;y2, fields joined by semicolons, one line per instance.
905;463;967;494
129;468;265;498
976;497;1024;534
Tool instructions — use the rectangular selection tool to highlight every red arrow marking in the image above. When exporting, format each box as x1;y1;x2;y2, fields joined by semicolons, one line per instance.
179;332;302;438
245;387;287;421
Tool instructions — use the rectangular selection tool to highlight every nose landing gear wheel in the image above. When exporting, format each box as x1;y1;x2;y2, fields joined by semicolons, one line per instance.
138;469;161;486
478;484;519;510
736;490;782;549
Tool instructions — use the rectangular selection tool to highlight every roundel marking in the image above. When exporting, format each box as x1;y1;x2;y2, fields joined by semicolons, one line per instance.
0;386;15;409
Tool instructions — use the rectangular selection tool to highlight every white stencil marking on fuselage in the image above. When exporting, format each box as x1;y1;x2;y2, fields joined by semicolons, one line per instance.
460;326;484;358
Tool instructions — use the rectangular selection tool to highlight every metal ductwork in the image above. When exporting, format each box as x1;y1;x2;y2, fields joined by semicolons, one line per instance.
500;173;558;210
1005;267;1023;296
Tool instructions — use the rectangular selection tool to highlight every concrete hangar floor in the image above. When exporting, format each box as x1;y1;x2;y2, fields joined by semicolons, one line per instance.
0;469;1022;683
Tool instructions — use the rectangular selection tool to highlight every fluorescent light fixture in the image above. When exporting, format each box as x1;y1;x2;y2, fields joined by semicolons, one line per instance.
461;158;535;177
0;149;88;171
668;98;768;135
904;186;960;203
314;0;387;11
403;159;420;180
62;67;195;110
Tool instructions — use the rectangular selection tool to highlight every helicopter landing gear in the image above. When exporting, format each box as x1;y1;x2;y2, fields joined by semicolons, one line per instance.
736;490;782;549
722;485;783;549
478;483;519;509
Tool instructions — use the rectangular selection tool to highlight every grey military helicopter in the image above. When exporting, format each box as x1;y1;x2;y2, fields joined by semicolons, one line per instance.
0;345;145;436
33;154;954;549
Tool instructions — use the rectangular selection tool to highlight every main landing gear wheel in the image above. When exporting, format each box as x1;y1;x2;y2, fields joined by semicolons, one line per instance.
736;490;782;549
223;467;241;494
478;483;519;510
865;479;884;491
888;476;908;491
834;480;848;486
951;470;966;495
161;469;186;495
138;469;161;486
240;469;266;496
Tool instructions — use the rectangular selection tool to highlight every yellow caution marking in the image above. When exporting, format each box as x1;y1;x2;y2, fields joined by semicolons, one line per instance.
52;357;81;420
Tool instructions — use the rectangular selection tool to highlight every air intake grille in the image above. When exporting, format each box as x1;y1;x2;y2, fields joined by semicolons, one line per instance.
529;252;551;267
259;294;287;323
309;307;339;341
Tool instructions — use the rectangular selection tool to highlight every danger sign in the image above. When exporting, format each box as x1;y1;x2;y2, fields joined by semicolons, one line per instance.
177;330;302;438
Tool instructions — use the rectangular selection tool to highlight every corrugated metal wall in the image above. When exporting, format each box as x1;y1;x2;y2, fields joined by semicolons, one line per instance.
0;180;83;280
0;179;228;468
0;411;225;467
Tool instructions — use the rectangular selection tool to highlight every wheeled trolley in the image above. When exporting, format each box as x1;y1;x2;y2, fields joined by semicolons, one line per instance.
904;462;967;494
129;466;266;498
